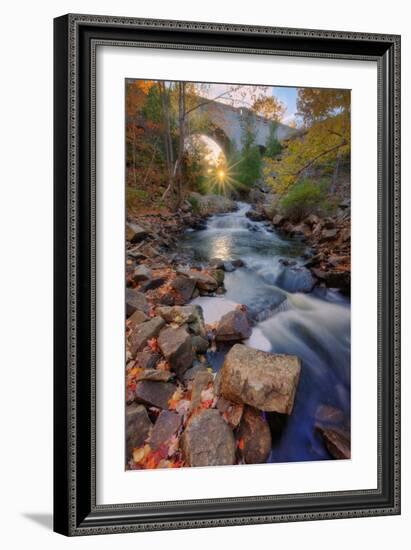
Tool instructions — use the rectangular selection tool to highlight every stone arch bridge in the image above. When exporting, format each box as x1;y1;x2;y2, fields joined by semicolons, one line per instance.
195;99;296;154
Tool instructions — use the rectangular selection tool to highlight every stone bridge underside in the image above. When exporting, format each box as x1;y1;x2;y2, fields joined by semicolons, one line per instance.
196;100;295;154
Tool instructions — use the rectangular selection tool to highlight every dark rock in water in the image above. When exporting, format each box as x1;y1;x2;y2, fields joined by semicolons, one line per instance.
191;335;209;354
135;351;160;370
126;222;148;243
220;344;301;414
215;309;251;341
217;396;243;428
211;268;225;286
133;264;152;282
135;380;176;410
279;258;297;267
246;209;265;222
311;268;350;295
231;259;245;268
188;270;218;291
126;403;152;460
126;289;149;317
209;257;224;269
158;326;194;377
276;265;316;293
236;406;272;464
316;426;351;459
129;317;165;356
315;404;346;426
149;410;182;450
190;220;208;231
171;275;196;303
128;309;149;326
266;411;288;442
181;409;236;467
223;261;236;272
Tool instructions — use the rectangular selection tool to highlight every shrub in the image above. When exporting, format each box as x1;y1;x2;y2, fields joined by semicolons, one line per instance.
280;179;330;222
126;186;150;210
187;194;200;213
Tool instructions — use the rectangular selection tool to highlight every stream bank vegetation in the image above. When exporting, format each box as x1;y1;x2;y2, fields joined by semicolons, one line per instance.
125;79;351;471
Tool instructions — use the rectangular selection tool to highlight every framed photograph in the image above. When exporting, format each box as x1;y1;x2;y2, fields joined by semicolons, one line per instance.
53;14;401;536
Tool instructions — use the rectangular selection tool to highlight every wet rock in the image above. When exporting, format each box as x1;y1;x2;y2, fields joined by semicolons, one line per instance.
182;363;210;384
232;259;245;268
141;277;166;291
215;308;251;341
156;305;205;335
126;289;149;317
220;344;301;414
171;275;196;303
126;222;148;243
305;213;320;227
189;370;214;411
316;426;351;459
211;268;225;286
133;265;152;282
149;410;182;450
137;369;175;382
320;228;338;242
209;257;224;269
311;268;350;294
246;209;265;222
236;406;272;464
158;326;194;377
134;380;176;409
128;309;149;326
181;409;236;467
135;351;160;369
276;265;316;293
272;214;285;226
126;404;152;460
129;317;165;356
217;396;243;428
191;335;209;354
188;270;218;292
223;261;236;272
315;404;346;426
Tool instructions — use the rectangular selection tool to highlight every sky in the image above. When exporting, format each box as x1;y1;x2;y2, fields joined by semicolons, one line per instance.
198;82;299;126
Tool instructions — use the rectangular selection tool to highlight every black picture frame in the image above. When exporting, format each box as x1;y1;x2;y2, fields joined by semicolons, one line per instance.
53;13;401;536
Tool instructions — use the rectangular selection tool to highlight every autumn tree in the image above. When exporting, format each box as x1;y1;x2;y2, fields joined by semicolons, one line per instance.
264;88;350;194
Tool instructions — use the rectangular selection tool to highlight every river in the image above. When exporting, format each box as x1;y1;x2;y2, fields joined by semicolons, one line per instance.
181;202;351;462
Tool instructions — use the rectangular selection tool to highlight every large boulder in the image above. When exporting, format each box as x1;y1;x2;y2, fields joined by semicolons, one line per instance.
126;289;149;317
128;309;149;327
148;410;182;450
126;222;148;243
134;380;177;409
135;350;160;370
189;370;214;412
170;275;196;304
236;406;272;464
275;265;316;293
215;308;251;341
129;316;165;356
126;403;152;460
133;265;152;282
156;305;205;335
158;326;194;377
188;270;218;292
181;409;236;467
311;268;350;294
220;344;301;414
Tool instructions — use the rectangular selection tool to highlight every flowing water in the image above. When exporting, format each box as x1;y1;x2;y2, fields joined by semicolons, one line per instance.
181;202;351;462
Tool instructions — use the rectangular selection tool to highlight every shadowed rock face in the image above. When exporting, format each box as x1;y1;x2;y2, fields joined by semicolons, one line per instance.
215;309;251;341
126;404;152;460
220;344;301;414
157;326;194;377
236;406;272;464
181;409;236;467
129;316;165;356
134;381;176;410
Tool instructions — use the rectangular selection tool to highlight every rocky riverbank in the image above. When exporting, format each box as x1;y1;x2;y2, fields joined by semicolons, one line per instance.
125;195;351;470
247;194;351;296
